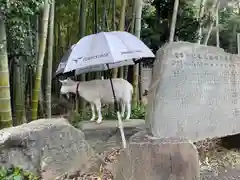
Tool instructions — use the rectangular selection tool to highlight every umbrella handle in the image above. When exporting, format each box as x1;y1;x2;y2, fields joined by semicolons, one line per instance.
106;64;119;111
107;64;126;149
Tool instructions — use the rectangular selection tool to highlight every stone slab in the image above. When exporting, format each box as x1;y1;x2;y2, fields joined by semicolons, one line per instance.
146;41;240;141
113;131;200;180
79;119;145;153
79;119;145;130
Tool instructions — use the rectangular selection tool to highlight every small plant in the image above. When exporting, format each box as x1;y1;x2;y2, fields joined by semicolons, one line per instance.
0;166;39;180
131;104;146;119
68;110;82;128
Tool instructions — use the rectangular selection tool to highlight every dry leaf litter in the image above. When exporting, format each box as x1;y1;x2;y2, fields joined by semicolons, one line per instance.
57;138;240;179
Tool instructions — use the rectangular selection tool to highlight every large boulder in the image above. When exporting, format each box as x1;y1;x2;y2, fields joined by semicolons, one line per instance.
146;41;240;141
0;118;103;180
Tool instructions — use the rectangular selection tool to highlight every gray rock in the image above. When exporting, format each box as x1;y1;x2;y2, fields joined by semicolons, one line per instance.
0;118;103;180
146;41;240;142
113;131;200;180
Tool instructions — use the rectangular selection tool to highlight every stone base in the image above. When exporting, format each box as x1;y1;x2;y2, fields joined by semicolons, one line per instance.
113;131;200;180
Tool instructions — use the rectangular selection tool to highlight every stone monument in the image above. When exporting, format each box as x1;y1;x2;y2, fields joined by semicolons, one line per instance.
113;42;208;180
146;41;240;141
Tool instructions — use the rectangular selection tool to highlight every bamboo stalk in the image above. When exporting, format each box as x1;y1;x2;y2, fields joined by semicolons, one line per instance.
169;0;179;42
197;0;206;44
0;16;12;128
132;0;143;108
78;0;87;113
31;0;50;120
13;58;23;125
118;0;127;79
203;0;219;45
46;0;55;118
216;1;220;47
111;0;118;78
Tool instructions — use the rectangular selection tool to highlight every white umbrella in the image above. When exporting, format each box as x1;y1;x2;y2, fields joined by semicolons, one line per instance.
57;31;155;149
63;31;155;73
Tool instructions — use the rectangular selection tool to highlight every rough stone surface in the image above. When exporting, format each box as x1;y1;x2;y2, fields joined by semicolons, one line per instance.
79;119;145;153
146;41;240;141
113;131;200;180
141;67;152;92
0;118;103;180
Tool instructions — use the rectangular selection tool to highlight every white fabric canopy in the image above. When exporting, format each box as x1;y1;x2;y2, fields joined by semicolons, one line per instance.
75;59;136;75
63;31;155;73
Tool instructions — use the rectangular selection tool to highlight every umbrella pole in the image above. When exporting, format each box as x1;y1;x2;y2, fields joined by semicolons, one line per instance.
107;64;127;149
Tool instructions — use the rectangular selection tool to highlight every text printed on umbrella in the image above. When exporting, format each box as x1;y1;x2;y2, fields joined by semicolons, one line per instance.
120;50;142;55
72;52;110;63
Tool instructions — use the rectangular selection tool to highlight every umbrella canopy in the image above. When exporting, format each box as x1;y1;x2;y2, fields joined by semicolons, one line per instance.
55;44;75;77
55;44;140;76
75;59;138;75
62;31;155;74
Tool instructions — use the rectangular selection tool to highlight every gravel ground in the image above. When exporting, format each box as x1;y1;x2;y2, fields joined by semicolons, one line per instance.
56;148;120;180
56;136;240;180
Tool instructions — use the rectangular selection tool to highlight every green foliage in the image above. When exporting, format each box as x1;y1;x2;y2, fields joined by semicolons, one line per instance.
207;6;240;54
0;166;39;180
3;0;43;64
141;0;199;56
1;0;43;16
131;105;146;119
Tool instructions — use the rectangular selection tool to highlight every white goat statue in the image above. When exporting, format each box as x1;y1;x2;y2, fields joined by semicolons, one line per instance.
59;77;133;124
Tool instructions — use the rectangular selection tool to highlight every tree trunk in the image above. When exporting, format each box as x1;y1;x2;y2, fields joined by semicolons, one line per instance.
203;0;219;45
118;0;127;79
39;86;45;117
138;62;142;103
27;66;33;121
111;0;118;78
124;1;136;81
197;0;206;44
102;0;107;30
216;1;220;47
94;0;101;79
13;58;24;125
132;0;143;108
46;0;55;118
79;0;87;113
21;61;27;123
31;0;50;120
35;15;39;63
0;17;12;128
169;0;179;42
112;0;116;31
108;0;117;113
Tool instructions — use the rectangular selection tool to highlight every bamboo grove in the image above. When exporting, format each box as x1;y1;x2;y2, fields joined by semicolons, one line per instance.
1;0;240;128
0;0;147;128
